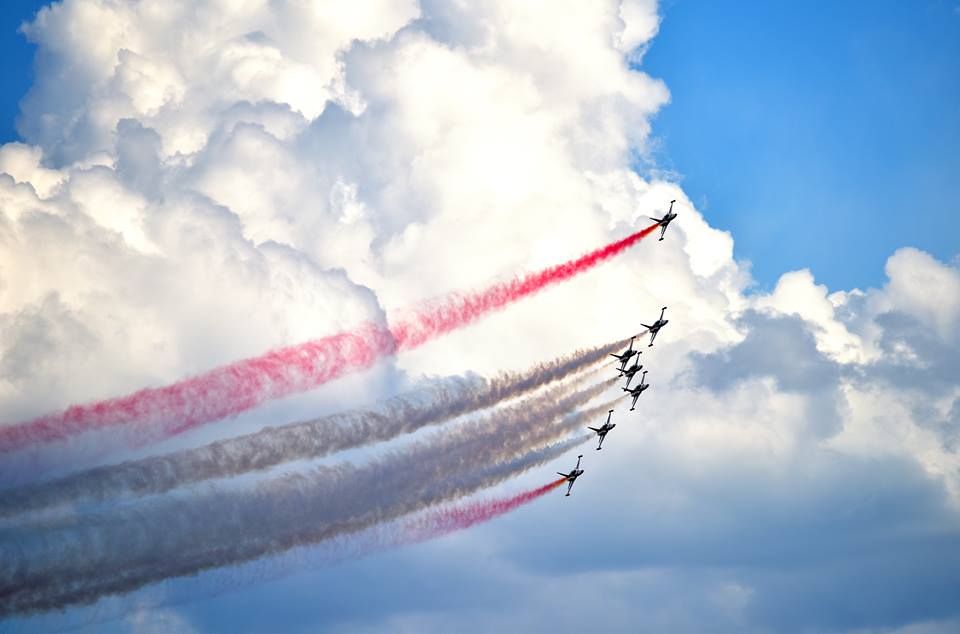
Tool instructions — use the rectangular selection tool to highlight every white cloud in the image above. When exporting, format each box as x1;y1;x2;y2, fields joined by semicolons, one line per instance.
878;247;960;341
753;268;867;362
615;0;661;61
124;605;198;634
0;143;65;198
19;0;419;160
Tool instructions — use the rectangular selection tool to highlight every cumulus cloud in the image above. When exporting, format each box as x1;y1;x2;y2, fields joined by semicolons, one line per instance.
1;0;958;632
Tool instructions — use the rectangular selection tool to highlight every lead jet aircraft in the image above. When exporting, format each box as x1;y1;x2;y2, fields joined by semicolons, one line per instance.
587;410;616;450
610;336;638;371
648;199;678;241
641;307;669;347
622;371;650;410
620;357;644;388
557;454;585;496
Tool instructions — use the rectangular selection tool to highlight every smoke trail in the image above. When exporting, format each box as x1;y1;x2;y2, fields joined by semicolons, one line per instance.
270;474;576;577
48;471;584;629
1;434;596;618
0;342;619;518
1;224;658;454
2;380;603;589
6;403;617;626
400;477;567;545
389;225;661;349
0;379;609;616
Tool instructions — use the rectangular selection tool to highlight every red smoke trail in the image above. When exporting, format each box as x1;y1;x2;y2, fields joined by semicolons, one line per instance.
1;326;396;453
391;224;661;348
1;223;659;453
400;477;567;544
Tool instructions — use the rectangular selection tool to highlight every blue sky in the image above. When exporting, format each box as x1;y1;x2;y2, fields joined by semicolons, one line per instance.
0;1;40;144
641;1;959;290
2;1;957;290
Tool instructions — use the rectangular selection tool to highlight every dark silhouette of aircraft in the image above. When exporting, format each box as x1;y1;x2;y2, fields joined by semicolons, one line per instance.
648;199;678;241
619;358;643;388
622;371;650;410
641;307;669;347
587;410;616;450
557;455;585;496
610;336;638;371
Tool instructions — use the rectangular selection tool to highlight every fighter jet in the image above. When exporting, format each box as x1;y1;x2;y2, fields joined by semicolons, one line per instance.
648;199;678;241
620;358;644;388
557;454;585;496
622;371;650;410
610;336;638;371
587;410;616;450
641;307;669;347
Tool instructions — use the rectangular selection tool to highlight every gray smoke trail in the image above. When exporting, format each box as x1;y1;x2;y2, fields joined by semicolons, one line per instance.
0;377;615;617
131;413;614;624
5;434;596;634
1;399;607;617
0;340;623;520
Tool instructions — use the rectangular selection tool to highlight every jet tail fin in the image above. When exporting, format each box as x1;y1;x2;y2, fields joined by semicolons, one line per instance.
587;426;600;432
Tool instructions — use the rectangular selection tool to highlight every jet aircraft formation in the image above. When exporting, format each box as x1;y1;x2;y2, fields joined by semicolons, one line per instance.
557;200;675;496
